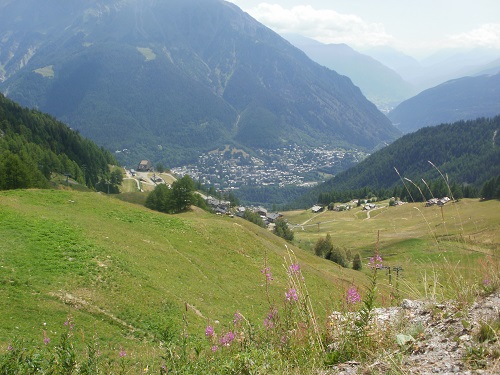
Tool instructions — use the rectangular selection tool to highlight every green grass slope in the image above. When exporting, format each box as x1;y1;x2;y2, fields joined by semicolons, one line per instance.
285;198;500;300
0;189;359;356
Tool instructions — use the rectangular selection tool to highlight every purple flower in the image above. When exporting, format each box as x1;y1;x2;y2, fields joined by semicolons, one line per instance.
119;347;126;357
7;344;13;351
264;308;278;329
219;331;235;347
261;266;273;281
368;254;383;269
483;278;492;286
205;325;214;337
285;288;298;302
346;286;361;304
289;263;300;274
233;312;243;325
43;332;50;345
211;345;219;352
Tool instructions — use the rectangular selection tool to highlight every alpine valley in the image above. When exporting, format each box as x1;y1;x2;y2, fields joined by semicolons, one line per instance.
0;0;400;167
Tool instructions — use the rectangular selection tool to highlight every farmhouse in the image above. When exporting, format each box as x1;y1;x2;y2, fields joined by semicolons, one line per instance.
267;212;283;223
137;160;152;172
426;197;451;207
311;205;324;213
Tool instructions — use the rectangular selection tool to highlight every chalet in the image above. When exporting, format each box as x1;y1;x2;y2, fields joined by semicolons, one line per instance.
267;212;283;223
137;160;152;172
426;197;451;207
255;206;268;217
206;197;231;214
333;204;350;212
311;205;324;213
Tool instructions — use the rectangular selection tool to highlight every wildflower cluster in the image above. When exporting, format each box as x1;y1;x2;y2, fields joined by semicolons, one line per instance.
261;266;273;282
204;311;246;353
368;254;383;269
346;286;361;304
263;307;278;330
285;288;298;302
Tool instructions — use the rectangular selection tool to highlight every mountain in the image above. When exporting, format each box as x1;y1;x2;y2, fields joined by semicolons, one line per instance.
387;73;500;134
361;46;423;84
0;93;116;189
285;35;416;111
363;46;500;91
293;116;500;207
0;0;399;167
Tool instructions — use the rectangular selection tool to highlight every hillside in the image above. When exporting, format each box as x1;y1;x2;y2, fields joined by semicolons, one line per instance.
293;116;500;207
0;0;399;167
388;73;500;133
0;94;116;189
0;188;356;354
285;34;416;110
1;189;499;372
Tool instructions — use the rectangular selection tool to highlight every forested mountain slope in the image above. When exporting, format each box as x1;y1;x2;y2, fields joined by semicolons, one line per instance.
0;0;399;166
388;73;500;134
0;94;116;189
293;117;500;207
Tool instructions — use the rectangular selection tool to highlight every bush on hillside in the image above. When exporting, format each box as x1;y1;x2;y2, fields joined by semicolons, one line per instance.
145;175;196;214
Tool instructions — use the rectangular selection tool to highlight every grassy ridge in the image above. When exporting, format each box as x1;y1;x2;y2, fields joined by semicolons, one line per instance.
0;189;358;356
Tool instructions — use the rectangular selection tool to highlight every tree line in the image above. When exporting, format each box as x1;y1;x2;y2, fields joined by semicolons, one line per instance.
292;116;500;209
0;94;117;190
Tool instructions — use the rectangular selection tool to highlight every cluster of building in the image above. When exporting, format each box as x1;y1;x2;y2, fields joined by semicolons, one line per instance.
205;196;283;226
171;145;366;191
425;197;451;207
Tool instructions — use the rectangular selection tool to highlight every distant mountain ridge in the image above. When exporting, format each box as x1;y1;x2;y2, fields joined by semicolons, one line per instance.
284;35;416;110
388;72;500;134
0;0;399;166
363;46;500;91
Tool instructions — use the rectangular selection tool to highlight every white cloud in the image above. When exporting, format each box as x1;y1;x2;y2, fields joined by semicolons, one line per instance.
247;3;394;47
447;23;500;49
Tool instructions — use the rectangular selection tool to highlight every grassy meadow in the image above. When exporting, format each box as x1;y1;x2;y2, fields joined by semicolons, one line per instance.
0;189;359;364
285;198;500;301
0;188;498;372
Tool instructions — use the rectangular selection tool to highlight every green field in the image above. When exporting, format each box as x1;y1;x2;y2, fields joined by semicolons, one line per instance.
0;189;358;358
285;199;500;300
0;189;498;370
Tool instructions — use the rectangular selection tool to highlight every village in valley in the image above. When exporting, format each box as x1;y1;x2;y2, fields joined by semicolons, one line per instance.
128;153;455;231
170;145;367;191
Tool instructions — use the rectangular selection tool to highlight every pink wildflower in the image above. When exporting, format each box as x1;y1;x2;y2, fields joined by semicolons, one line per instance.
211;345;219;352
289;263;300;274
261;266;273;281
119;347;126;357
368;254;383;269
263;308;277;329
285;288;298;302
219;331;235;347
7;344;13;351
43;331;50;345
205;325;214;337
346;286;361;304
233;311;243;325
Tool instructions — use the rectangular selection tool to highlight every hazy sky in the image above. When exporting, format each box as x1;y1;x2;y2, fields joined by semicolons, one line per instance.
230;0;500;58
